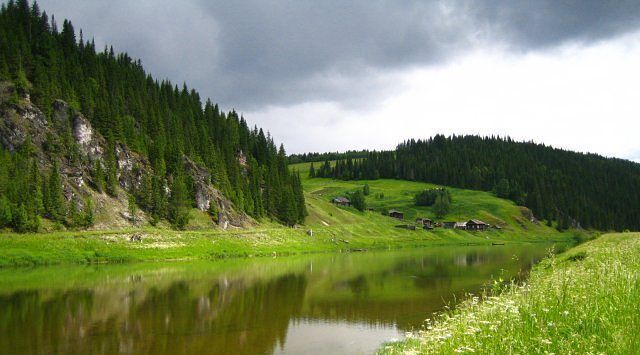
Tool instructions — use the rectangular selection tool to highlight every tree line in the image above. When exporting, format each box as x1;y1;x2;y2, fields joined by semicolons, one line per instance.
0;0;306;231
289;150;370;164
311;135;640;231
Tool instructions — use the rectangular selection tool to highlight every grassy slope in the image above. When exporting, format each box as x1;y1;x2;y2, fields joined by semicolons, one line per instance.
0;163;572;267
293;162;567;241
379;233;640;354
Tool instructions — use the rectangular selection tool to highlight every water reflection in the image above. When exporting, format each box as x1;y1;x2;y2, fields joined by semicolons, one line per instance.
0;244;558;354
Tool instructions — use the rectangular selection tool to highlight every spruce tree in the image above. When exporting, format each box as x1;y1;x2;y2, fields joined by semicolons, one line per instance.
46;161;66;221
91;159;105;193
168;174;190;229
308;162;315;178
433;194;450;219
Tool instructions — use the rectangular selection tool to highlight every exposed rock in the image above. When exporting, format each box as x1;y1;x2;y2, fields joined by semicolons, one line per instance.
0;82;49;155
182;155;253;227
72;113;103;160
520;207;539;224
115;143;150;190
182;156;213;211
237;149;248;168
0;81;251;231
52;99;70;124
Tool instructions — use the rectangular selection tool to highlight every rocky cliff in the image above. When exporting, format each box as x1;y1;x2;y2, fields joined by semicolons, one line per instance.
0;81;251;230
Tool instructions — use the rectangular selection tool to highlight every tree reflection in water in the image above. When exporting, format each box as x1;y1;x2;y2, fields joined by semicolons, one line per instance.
0;244;559;354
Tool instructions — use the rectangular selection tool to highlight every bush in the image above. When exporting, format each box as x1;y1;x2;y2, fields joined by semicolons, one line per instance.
415;188;451;207
349;190;366;212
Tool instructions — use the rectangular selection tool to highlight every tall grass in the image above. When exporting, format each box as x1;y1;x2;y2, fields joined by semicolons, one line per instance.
379;233;640;354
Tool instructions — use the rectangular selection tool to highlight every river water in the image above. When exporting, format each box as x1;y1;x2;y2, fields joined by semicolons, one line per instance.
0;244;563;354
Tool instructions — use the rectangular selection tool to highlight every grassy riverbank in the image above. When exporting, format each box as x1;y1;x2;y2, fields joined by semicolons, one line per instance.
0;224;573;267
379;232;640;354
0;165;576;267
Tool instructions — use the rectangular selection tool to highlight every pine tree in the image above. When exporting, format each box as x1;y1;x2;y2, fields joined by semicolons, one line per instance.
350;190;366;212
46;161;66;221
127;194;138;223
433;194;450;218
168;174;190;229
83;198;94;227
91;159;105;193
104;144;118;197
0;197;12;228
308;162;315;178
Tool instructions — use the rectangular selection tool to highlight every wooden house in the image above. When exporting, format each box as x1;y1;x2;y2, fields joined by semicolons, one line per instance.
332;197;351;206
443;221;456;229
466;219;489;231
454;221;468;230
416;217;434;229
388;209;404;220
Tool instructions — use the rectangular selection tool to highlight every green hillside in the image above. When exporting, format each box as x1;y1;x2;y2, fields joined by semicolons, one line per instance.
292;162;571;242
0;162;577;268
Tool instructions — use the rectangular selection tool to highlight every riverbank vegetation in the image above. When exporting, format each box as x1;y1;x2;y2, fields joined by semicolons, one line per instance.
0;167;578;267
379;233;639;354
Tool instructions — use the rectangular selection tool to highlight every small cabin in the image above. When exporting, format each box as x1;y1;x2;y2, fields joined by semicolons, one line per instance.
466;219;489;231
443;221;456;229
332;197;351;206
454;221;468;230
388;209;404;220
415;217;434;229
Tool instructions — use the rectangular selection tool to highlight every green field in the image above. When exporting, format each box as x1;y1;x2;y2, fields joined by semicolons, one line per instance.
0;163;576;267
292;161;571;240
379;232;640;354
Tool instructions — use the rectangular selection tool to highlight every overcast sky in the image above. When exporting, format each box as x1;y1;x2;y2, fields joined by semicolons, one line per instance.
33;0;640;160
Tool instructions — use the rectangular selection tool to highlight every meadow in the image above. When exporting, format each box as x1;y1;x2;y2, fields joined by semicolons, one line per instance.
0;163;575;267
378;232;640;354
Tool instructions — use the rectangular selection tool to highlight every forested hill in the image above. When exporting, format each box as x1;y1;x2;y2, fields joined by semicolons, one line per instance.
311;135;640;231
0;0;306;232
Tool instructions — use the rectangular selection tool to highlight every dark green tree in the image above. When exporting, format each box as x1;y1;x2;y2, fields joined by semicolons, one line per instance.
168;175;191;229
363;183;370;196
349;190;366;212
433;193;450;218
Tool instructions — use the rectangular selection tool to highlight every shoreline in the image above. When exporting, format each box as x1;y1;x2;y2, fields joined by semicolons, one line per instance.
378;232;638;354
0;225;576;268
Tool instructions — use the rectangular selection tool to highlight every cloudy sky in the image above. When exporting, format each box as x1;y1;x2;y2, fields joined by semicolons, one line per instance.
34;0;640;160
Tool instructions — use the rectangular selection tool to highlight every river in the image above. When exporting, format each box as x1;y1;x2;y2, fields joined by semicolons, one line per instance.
0;243;564;354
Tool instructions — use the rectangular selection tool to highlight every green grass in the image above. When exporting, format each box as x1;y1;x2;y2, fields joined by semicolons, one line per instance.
0;164;576;267
378;233;640;354
293;162;568;241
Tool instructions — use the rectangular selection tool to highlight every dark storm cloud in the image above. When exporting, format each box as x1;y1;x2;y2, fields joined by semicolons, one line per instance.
32;1;640;109
466;0;640;50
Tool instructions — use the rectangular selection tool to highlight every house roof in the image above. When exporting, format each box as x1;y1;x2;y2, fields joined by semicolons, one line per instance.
455;222;468;227
389;209;403;214
333;197;350;203
416;217;432;222
467;219;488;225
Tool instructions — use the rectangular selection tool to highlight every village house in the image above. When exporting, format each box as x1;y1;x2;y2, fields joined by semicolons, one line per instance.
388;209;404;220
466;219;489;231
332;197;351;206
416;217;434;229
443;221;456;229
454;221;468;230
